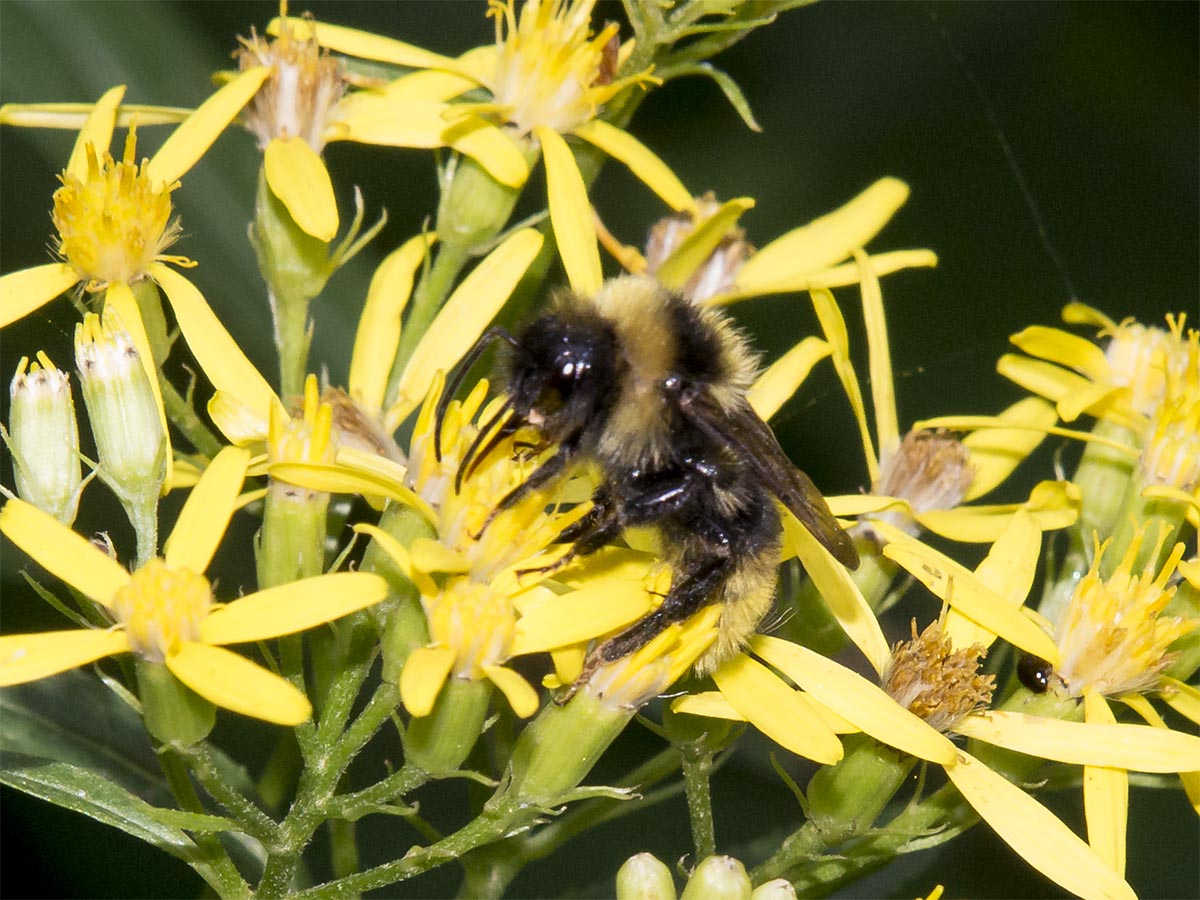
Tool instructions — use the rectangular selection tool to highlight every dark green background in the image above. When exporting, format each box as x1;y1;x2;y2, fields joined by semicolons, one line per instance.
1;2;1196;897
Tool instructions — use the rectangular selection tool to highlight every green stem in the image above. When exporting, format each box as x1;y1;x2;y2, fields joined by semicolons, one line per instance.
179;742;279;844
326;766;430;820
129;491;158;569
158;372;222;458
680;742;716;860
257;683;402;898
273;287;311;401
158;748;251;899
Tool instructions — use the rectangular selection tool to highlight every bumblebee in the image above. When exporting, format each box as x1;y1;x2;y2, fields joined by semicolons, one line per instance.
438;276;859;677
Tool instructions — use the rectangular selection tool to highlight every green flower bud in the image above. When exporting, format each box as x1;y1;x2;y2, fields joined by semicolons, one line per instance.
8;353;82;524
750;879;797;900
616;852;676;900
680;856;751;900
74;309;166;507
436;153;527;253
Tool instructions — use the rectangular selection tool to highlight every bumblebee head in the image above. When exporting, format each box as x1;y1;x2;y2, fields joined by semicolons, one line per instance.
508;310;618;443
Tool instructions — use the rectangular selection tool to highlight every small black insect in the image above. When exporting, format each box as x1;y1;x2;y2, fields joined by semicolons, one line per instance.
437;276;859;677
1017;653;1056;694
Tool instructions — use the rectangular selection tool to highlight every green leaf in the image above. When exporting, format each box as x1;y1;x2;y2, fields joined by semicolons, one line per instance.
152;806;243;834
1;761;203;859
663;62;762;132
0;669;169;802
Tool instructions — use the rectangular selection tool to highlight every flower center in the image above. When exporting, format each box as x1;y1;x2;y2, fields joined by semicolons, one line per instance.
110;559;212;662
1054;533;1194;698
883;620;994;734
51;129;181;290
490;0;639;136
237;15;346;152
426;579;520;678
272;375;340;466
1103;315;1198;419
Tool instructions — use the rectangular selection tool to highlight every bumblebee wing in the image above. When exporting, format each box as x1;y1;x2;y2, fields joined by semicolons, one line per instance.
680;390;860;569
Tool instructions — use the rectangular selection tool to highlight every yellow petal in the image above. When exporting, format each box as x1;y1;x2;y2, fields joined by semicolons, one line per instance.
409;539;470;574
997;354;1137;429
0;101;189;130
145;68;270;186
737;178;910;291
955;709;1200;772
352;523;438;597
810;287;878;479
163;447;251;574
751;635;957;765
167;459;202;490
672;691;747;721
781;510;892;676
0;263;81;328
747;337;831;421
483;664;540;717
1010;325;1111;382
573;120;695;213
200;572;387;645
962;397;1058;501
944;509;1039;650
443;115;529;188
511;581;653;655
272;17;464;73
390;228;543;425
916;480;1080;543
654;197;755;292
400;646;456;717
267;461;434;523
349;233;436;415
0;498;130;605
166;642;311;725
875;521;1061;664
0;629;130;686
103;282;173;490
825;494;907;517
67;85;125;182
1061;302;1116;330
711;653;843;765
1119;693;1200;814
536;126;602;295
263;136;338;242
943;750;1135;900
151;264;278;419
334;96;455;147
1161;677;1200;726
208;390;271;446
711;249;938;303
856;249;900;459
1083;692;1127;876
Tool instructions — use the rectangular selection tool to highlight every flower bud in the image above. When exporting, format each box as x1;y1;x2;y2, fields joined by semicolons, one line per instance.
616;852;676;900
680;856;751;900
750;879;797;900
8;353;82;524
75;308;166;506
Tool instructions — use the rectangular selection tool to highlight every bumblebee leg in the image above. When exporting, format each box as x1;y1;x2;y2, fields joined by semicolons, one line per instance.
474;445;574;538
596;548;733;664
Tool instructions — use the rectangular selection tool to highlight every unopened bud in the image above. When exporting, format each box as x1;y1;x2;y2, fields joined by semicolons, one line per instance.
680;856;752;900
75;309;166;506
616;852;676;900
8;353;82;524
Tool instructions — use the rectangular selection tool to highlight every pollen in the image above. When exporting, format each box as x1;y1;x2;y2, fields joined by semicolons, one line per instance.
110;559;212;663
1103;313;1198;419
51;129;184;291
870;429;975;535
271;375;339;467
1054;532;1195;699
236;15;346;152
883;620;994;734
489;0;651;137
426;579;519;678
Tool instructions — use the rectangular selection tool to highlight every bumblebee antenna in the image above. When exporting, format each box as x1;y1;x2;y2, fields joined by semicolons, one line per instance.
454;401;516;494
434;326;519;462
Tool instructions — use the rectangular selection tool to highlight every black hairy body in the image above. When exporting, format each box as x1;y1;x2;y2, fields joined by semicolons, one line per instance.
441;276;858;677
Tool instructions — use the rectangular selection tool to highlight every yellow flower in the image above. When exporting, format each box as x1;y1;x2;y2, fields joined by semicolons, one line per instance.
272;1;697;295
595;180;939;305
356;375;592;718
0;73;269;487
0;447;388;725
813;255;1078;544
998;304;1198;429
